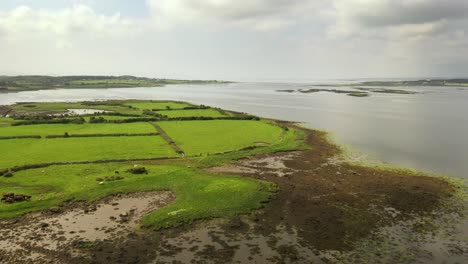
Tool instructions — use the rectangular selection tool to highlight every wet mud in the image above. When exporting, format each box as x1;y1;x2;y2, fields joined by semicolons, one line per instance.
0;192;175;263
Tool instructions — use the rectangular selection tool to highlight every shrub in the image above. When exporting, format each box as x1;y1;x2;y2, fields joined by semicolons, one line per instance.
127;167;148;174
111;117;160;123
12;117;85;126
89;116;107;123
0;135;41;140
143;110;167;118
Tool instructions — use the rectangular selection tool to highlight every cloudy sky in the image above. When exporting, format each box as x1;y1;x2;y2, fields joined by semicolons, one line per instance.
1;0;467;81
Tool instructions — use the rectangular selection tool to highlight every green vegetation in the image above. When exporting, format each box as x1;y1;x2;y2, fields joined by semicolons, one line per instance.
157;109;226;118
0;136;176;169
0;164;275;229
158;120;285;155
0;117;14;126
124;101;191;110
83;115;139;122
0;100;306;228
0;123;154;137
0;75;230;93
9;102;141;115
193;127;307;168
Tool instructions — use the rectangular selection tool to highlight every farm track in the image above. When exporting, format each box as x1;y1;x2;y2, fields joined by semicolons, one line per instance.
151;123;185;155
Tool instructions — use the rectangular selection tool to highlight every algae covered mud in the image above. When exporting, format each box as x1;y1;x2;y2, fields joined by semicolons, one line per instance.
0;100;466;263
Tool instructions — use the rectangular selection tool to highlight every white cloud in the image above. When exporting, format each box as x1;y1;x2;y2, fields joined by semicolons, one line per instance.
147;0;328;31
0;4;138;39
331;0;468;37
0;1;467;79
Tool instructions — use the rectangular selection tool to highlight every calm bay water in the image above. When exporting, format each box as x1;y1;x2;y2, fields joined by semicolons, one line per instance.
1;82;467;179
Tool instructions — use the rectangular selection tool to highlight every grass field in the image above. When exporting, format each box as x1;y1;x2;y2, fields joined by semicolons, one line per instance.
157;109;226;118
0;123;155;137
9;102;141;115
82;115;140;122
0;136;176;169
0;76;227;92
0;164;275;228
158;120;285;155
125;101;191;110
0;117;14;126
8;102;85;112
0;100;306;229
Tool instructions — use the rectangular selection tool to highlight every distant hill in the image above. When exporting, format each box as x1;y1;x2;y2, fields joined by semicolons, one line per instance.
0;75;231;93
357;79;468;87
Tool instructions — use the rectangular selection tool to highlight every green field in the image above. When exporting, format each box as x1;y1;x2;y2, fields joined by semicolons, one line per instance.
0;76;229;92
68;79;159;87
0;164;275;228
0;123;155;137
157;109;226;118
0;100;305;229
83;115;139;122
0;117;14;126
9;102;141;115
158;120;284;155
125;101;191;110
0;136;176;169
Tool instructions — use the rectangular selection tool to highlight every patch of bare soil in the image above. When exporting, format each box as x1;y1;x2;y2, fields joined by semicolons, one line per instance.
0;191;175;264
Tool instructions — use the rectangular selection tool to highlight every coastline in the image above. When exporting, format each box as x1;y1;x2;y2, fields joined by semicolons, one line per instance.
79;123;467;263
0;101;466;263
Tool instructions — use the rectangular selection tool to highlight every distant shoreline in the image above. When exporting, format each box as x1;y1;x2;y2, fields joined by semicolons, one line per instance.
0;75;232;93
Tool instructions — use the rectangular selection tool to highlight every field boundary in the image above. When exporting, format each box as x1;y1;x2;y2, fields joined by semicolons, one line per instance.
151;123;185;156
0;135;42;140
44;133;159;138
0;156;180;175
0;133;160;139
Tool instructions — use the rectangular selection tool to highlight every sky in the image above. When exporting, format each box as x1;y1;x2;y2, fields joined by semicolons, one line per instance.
0;0;467;81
